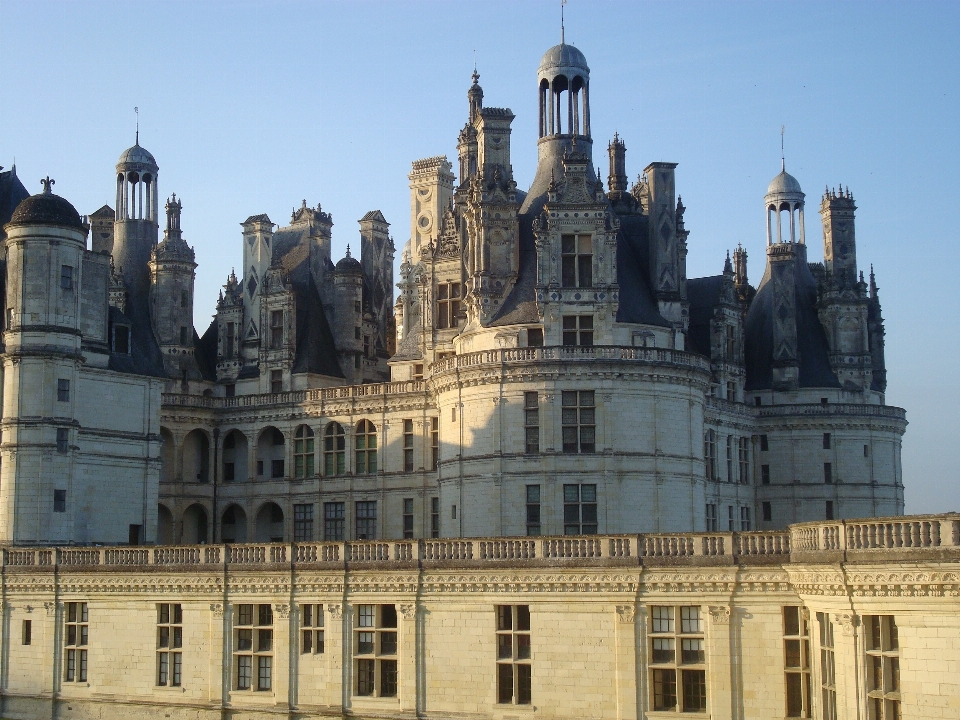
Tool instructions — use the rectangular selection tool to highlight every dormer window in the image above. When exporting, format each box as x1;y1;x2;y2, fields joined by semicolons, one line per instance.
561;234;592;288
60;265;74;290
113;325;131;354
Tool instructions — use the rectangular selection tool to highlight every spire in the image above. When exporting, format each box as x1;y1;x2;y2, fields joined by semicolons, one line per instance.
780;124;785;171
135;106;139;146
561;0;566;43
345;244;352;258
724;251;733;275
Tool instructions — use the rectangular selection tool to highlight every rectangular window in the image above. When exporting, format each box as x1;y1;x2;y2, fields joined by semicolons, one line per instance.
727;505;734;531
271;459;284;478
430;417;439;471
226;321;236;358
270;310;283;349
496;605;532;705
403;419;414;472
864;444;870;457
783;606;811;717
561;233;592;288
324;502;345;541
823;463;833;484
865;616;900;720
22;619;31;646
181;290;189;308
725;324;736;359
740;505;752;531
54;489;66;513
323;424;346;476
256;460;264;476
436;282;462;330
817;613;838;720
762;464;770;485
60;265;73;290
64;602;88;683
762;501;772;522
225;383;236;398
180;326;190;346
301;604;324;655
823;432;831;450
430;497;440;538
526;485;541;536
56;427;69;453
293;504;313;541
527;328;544;347
739;437;750;484
649;606;706;712
354;604;398;697
563;483;597;535
524;391;539;454
561;315;593;346
826;501;834;520
726;381;736;401
356;501;376;540
234;604;272;691
157;603;183;687
726;435;734;482
270;369;282;394
760;434;769;451
413;363;424;381
704;430;717;480
561;390;595;454
403;498;414;539
57;379;70;402
114;325;130;354
705;503;717;532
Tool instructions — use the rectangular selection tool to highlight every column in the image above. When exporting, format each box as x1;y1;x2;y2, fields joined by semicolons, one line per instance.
583;82;590;136
549;83;555;135
539;86;545;137
615;604;639;720
766;207;773;246
798;205;805;244
573;87;580;135
328;603;345;710
567;83;573;136
209;602;227;706
789;204;796;243
833;612;861;720
707;605;734;720
116;178;122;220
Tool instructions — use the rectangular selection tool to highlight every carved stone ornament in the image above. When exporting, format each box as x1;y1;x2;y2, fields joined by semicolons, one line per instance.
44;602;57;616
616;605;636;623
399;604;416;620
327;604;342;619
836;612;858;636
709;605;732;624
210;603;224;617
274;604;291;619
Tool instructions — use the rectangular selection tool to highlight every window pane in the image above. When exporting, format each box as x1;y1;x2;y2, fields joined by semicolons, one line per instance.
517;664;532;704
681;670;707;711
652;637;675;663
653;669;677;711
497;663;514;704
581;484;597;502
356;659;375;696
516;605;530;631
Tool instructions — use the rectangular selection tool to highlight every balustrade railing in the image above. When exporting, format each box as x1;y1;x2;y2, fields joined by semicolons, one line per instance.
788;515;960;558
162;380;426;412
431;346;710;375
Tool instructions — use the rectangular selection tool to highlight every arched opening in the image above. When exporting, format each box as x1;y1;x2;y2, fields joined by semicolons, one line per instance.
539;78;550;137
323;422;345;476
551;74;569;135
222;429;249;483
181;503;209;544
221;504;247;543
158;504;174;545
160;427;175;483
256;426;285;479
182;429;210;483
294;425;315;478
355;420;378;475
255;502;285;542
571;75;586;136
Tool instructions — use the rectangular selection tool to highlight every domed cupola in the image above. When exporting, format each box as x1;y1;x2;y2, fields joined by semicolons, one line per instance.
537;43;590;140
116;138;159;223
764;162;806;245
8;177;84;231
335;245;363;274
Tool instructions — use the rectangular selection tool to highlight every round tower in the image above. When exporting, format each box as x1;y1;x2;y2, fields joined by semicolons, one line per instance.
334;247;364;383
113;141;159;301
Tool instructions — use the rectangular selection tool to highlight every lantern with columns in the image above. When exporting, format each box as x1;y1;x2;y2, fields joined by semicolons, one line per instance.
115;142;159;223
765;162;805;245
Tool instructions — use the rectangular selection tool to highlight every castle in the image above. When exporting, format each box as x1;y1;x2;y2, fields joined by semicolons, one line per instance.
0;42;904;548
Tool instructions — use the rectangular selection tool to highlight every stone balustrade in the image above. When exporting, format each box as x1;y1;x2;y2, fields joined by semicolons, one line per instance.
789;514;960;561
431;345;711;374
161;380;426;411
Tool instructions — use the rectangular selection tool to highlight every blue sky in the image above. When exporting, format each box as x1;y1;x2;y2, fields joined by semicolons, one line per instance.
2;0;958;513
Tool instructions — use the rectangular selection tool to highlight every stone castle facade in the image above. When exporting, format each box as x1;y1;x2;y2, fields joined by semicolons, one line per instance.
0;42;904;548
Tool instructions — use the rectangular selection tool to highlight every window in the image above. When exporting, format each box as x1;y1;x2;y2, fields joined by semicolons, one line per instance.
563;484;597;535
865;616;900;720
783;606;811;717
823;432;831;450
354;604;398;697
114;325;130;354
725;325;736;359
157;603;183;687
727;505;734;531
740;505;752;530
270;310;283;349
22;619;31;646
293;426;314;478
496;605;532;705
430;497;440;538
355;420;377;474
57;379;70;402
234;604;273;691
649;606;706;712
527;328;544;347
826;501;834;520
821;397;828;405
561;315;593;346
356;501;376;540
755;396;762;407
413;364;424;381
57;428;68;453
705;503;717;532
226;322;236;358
271;458;284;479
762;501;772;522
436;282;462;329
817;613;838;720
6;307;13;329
760;434;769;451
403;419;414;472
738;437;750;484
524;392;539;454
864;444;870;457
293;504;313;541
526;485;541;536
430;417;439;471
403;498;414;539
726;435;734;482
60;265;73;290
301;604;324;655
181;290;189;308
324;502;345;541
270;370;282;394
225;383;235;398
180;326;190;346
323;422;346;476
704;430;717;480
561;390;595;453
762;464;770;485
64;602;88;682
561;233;592;288
54;489;66;513
823;463;833;484
726;381;736;401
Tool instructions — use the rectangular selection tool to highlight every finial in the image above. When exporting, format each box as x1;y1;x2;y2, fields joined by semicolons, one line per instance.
561;0;567;44
345;244;352;258
780;124;785;171
40;176;55;194
472;50;479;84
135;106;139;145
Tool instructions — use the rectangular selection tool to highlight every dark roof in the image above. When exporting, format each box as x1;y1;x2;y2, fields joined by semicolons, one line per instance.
107;305;167;378
243;213;272;225
0;168;30;230
686;275;724;357
196;321;219;382
744;249;841;391
336;255;363;273
360;210;388;224
8;190;83;231
614;213;671;327
90;205;114;218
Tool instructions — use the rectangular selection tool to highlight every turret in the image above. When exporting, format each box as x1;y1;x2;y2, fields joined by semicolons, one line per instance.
607;132;628;196
333;246;364;383
820;186;857;289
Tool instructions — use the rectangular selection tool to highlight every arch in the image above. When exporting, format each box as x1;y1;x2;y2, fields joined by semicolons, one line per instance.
355;420;378;475
182;429;210;483
323;422;346;476
221;504;247;543
158;504;174;545
222;429;249;483
256;426;285;479
159;427;176;483
255;502;285;543
294;425;315;478
181;503;209;544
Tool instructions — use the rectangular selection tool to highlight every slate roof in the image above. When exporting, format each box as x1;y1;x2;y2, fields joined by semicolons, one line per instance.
360;210;388;223
0;168;30;230
107;305;167;378
686;275;724;357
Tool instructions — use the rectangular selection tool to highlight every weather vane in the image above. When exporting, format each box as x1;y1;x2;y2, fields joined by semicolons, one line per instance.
781;124;785;170
561;0;567;44
135;106;139;145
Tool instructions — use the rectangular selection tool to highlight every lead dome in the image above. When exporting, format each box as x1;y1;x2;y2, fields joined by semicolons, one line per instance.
766;168;803;196
117;143;157;168
538;43;590;74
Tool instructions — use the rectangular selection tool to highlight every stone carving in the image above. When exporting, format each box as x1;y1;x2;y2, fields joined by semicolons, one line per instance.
44;602;57;616
210;603;224;617
709;606;731;624
616;605;636;623
836;613;857;636
274;604;291;619
399;604;417;620
327;604;342;620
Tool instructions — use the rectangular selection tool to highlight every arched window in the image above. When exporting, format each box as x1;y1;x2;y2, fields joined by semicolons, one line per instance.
294;425;315;478
323;422;345;476
355;420;377;475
